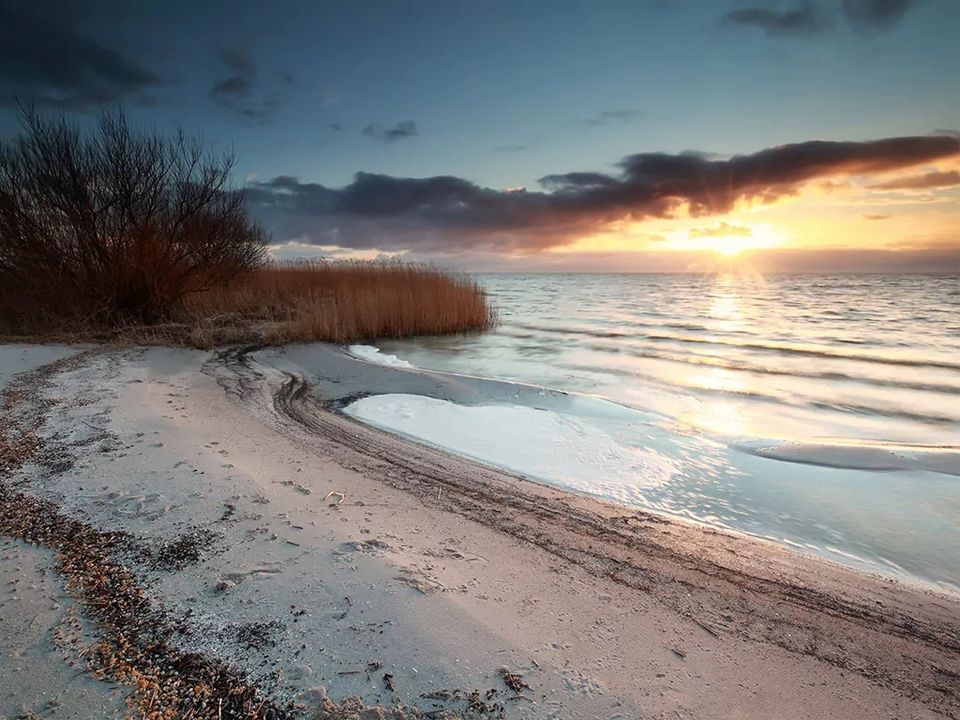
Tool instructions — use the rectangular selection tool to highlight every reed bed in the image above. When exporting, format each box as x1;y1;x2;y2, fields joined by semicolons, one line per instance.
178;260;497;347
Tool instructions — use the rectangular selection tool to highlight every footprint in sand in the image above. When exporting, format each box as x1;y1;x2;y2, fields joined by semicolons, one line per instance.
561;668;605;697
274;479;311;495
394;567;446;594
337;539;392;555
218;562;284;587
95;491;176;521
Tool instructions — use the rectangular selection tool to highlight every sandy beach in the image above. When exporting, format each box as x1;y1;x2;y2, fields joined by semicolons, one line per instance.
1;343;958;720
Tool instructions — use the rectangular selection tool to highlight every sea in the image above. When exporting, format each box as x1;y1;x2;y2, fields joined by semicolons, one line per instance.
362;273;960;593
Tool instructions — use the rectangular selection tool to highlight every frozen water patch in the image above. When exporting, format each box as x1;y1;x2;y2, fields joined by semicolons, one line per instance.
739;441;960;477
339;387;960;593
343;394;675;499
347;345;414;369
0;344;79;389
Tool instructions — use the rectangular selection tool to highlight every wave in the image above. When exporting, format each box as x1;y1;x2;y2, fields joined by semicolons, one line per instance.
570;348;960;396
562;363;960;426
642;334;960;371
514;323;960;372
738;441;960;477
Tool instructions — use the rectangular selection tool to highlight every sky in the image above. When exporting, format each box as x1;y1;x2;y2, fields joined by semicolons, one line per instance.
0;0;958;273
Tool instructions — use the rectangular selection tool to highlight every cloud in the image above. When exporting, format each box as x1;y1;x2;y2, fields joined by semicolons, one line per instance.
538;172;621;190
840;0;917;32
208;47;293;125
585;110;641;127
689;222;753;238
492;144;529;153
723;0;918;39
871;170;960;190
721;2;828;37
362;121;418;143
245;134;959;253
863;213;892;220
932;129;960;139
265;244;960;274
754;246;960;273
0;0;160;108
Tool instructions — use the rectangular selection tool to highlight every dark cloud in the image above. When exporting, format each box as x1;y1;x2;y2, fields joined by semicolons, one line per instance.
585;110;641;127
841;0;917;32
0;0;160;108
871;170;960;190
863;213;893;220
723;0;918;38
362;121;418;143
246;134;959;253
329;123;343;131
492;144;529;153
208;47;292;125
721;2;828;37
539;172;621;190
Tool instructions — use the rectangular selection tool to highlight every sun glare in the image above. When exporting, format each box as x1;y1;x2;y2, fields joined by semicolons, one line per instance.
714;236;750;257
659;223;784;258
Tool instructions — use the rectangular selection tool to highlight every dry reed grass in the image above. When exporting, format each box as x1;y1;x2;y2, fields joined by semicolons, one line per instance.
179;260;496;347
1;260;496;348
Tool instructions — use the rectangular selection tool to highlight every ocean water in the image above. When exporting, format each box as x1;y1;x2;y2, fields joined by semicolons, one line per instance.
365;273;960;592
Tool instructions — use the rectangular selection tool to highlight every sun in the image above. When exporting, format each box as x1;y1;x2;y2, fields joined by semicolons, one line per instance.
658;223;785;258
713;236;752;257
711;229;784;256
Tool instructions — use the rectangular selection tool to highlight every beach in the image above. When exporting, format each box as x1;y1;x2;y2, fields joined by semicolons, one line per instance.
1;343;958;719
2;1;958;716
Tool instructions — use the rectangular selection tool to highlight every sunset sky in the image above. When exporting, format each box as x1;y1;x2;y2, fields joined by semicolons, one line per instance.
1;0;957;272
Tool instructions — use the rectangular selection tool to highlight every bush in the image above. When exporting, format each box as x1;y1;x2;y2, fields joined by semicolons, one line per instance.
0;106;266;332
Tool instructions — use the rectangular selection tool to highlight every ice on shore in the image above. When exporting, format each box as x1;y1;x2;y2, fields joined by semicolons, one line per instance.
347;345;414;369
340;384;960;592
740;441;960;477
343;393;675;494
0;344;77;388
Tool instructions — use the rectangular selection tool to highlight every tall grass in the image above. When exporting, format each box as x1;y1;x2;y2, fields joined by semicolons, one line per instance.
177;260;496;347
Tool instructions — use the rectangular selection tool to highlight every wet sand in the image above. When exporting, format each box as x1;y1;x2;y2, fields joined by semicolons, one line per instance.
0;344;958;719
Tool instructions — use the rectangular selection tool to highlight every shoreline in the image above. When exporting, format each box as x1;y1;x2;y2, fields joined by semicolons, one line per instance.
278;343;960;595
1;343;958;719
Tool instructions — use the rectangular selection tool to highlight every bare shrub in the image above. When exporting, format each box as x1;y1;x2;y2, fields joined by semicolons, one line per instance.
0;106;266;332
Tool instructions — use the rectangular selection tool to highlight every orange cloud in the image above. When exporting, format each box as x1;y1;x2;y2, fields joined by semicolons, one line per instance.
871;170;960;191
